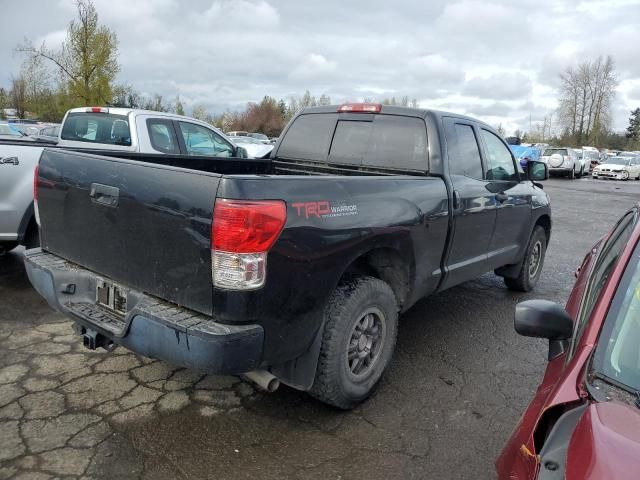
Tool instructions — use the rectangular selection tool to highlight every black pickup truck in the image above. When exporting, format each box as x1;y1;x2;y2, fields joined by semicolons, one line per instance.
25;104;551;409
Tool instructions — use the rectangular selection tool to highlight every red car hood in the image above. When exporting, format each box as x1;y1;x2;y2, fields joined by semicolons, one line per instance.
566;401;640;479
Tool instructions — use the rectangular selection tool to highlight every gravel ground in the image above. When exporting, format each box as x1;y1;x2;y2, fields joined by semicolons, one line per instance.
1;176;638;480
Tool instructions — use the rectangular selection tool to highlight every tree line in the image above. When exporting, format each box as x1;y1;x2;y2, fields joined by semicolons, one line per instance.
1;0;638;149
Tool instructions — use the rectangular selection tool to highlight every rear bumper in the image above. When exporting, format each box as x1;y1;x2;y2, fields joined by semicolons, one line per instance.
548;167;573;173
24;249;264;374
592;171;626;179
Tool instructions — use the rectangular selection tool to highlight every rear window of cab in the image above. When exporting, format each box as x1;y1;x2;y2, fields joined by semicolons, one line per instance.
277;113;428;172
61;112;131;146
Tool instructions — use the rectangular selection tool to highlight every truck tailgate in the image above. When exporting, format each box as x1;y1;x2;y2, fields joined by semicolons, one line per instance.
37;149;219;315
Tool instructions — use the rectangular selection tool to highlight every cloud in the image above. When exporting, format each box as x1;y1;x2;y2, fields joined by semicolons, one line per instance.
0;0;639;133
464;73;533;100
407;54;464;86
289;53;338;80
467;102;515;117
199;0;280;29
627;84;640;101
35;29;67;50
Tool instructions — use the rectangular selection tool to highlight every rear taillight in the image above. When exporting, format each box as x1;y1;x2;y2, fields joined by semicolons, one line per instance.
211;199;286;290
33;165;41;226
33;165;39;201
86;107;109;113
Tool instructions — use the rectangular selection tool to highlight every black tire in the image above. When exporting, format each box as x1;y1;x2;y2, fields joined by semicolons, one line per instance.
568;167;575;179
310;276;398;409
504;226;547;292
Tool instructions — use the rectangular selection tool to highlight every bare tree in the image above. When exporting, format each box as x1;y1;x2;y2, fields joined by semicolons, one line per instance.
11;75;28;118
558;56;617;146
191;104;208;121
0;88;7;119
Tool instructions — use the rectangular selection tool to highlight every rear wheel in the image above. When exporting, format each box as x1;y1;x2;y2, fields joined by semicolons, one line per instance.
568;167;576;179
310;276;398;409
504;226;547;292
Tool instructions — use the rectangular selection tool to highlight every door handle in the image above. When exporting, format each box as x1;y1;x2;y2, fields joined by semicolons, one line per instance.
89;183;119;207
453;190;461;210
495;193;509;203
1;156;19;165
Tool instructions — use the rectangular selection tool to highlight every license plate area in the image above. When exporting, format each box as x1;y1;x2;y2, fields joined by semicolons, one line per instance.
96;280;127;316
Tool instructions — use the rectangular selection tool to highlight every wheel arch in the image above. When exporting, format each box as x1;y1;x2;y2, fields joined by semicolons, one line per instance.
17;202;36;244
535;213;552;245
496;212;551;279
338;246;413;312
270;242;413;392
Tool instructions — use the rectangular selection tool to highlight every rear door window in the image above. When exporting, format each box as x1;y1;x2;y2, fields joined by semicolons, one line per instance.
277;114;338;162
329;116;428;171
61;112;132;146
446;122;484;180
147;119;180;154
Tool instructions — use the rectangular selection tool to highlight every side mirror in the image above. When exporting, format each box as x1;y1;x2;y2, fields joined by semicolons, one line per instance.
515;300;573;360
235;146;248;158
527;161;548;181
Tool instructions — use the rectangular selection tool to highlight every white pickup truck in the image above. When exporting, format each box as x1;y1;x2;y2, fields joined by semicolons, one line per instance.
0;107;254;254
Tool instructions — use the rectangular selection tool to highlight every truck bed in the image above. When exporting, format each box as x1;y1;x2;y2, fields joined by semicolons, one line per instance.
37;148;223;315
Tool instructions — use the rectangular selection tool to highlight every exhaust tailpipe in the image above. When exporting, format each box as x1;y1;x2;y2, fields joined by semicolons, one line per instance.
242;370;280;392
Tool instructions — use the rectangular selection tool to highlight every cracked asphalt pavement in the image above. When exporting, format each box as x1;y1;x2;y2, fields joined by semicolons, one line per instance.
1;177;638;480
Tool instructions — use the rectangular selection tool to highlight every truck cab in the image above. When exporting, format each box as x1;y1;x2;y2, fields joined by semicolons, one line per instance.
59;107;239;157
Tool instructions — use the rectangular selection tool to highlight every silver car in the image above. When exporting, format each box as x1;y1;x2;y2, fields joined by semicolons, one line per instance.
540;147;582;179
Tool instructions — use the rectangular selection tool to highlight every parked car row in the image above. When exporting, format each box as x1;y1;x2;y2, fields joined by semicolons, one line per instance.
226;130;277;144
6;120;61;143
540;147;589;178
508;143;640;181
592;155;640;180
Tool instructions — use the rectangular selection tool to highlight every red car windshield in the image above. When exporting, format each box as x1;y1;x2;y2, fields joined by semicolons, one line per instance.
594;237;640;392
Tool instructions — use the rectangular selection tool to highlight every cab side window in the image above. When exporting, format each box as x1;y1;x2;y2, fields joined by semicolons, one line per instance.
147;119;180;154
446;123;484;180
178;122;234;157
481;129;518;181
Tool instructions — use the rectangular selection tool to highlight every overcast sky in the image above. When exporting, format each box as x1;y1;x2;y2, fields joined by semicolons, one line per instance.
2;0;640;134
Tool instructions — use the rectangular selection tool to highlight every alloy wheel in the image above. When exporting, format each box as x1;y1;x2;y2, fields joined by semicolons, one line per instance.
346;307;386;379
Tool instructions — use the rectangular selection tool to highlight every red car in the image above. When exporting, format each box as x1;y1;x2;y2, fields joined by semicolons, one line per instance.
497;205;640;479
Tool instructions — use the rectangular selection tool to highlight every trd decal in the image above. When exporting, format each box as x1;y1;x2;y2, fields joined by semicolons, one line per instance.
291;201;358;219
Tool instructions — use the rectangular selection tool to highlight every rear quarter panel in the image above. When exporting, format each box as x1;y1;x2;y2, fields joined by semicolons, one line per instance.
0;143;43;240
214;174;449;364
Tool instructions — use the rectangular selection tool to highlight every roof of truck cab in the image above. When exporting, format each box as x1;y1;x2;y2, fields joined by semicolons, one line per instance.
65;107;206;123
298;105;495;129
